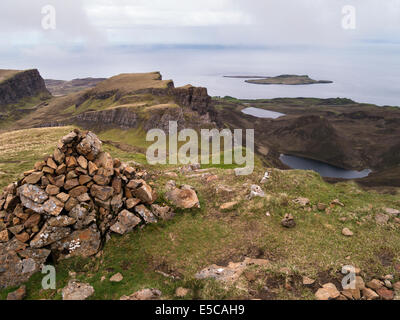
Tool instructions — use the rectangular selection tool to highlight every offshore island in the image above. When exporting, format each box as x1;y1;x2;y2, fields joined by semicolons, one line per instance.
224;74;333;85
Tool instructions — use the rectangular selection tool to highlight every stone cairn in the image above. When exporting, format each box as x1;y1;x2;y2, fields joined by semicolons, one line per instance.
0;129;174;289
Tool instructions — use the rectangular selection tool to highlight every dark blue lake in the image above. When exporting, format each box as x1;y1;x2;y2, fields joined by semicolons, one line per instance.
280;154;371;179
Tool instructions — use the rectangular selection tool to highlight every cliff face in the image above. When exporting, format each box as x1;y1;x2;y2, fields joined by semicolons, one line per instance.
133;84;212;115
0;69;50;106
14;72;214;131
172;86;211;115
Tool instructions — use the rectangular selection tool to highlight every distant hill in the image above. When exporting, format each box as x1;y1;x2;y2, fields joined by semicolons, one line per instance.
0;69;51;126
10;71;213;134
224;74;333;85
0;69;50;106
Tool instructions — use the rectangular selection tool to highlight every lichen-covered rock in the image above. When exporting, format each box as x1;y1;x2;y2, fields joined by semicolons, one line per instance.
17;184;49;213
62;280;94;300
47;215;76;227
61;131;77;144
128;179;156;204
110;209;141;235
42;197;64;216
165;185;200;209
90;184;114;202
30;224;71;248
76;132;102;161
135;205;157;224
0;129;164;289
151;204;175;221
281;214;296;228
120;288;162;301
0;239;50;288
51;224;101;259
69;204;95;230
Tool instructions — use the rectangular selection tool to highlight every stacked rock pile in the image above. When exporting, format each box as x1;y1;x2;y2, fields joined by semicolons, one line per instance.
0;129;174;288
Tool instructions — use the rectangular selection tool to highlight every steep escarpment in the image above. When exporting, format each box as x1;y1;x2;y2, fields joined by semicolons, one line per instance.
45;78;107;96
18;72;214;131
0;69;50;106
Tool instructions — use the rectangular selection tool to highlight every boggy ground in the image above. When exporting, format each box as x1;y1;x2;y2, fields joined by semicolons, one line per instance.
0;127;400;300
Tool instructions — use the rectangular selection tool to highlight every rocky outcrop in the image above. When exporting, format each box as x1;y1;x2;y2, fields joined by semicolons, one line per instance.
52;99;211;133
0;69;50;106
172;85;211;115
73;107;139;129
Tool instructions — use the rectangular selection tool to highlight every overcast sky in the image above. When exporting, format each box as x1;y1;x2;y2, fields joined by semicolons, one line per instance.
1;0;399;47
0;0;399;80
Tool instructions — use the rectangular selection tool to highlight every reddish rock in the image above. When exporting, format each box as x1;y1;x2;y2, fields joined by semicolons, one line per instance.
362;288;379;300
24;172;43;184
377;287;394;300
65;156;76;168
77;156;88;169
131;180;156;204
52;224;101;258
53;148;65;164
55;163;67;175
78;175;92;185
47;157;58;170
24;213;41;229
0;229;9;242
34;161;46;171
46;184;60;196
65;197;79;212
93;175;110;186
56;192;70;203
126;198;140;209
367;279;384;291
64;179;79;191
42;197;64;216
110;209;141;234
42;166;54;174
15;232;30;243
69;186;88;198
54;175;65;188
112;177;122;194
88;161;98;176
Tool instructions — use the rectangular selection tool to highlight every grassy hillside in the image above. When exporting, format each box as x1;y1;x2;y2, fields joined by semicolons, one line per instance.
11;72;180;129
1;127;400;300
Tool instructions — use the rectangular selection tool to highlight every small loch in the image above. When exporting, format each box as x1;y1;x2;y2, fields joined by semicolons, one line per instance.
280;154;371;179
241;107;285;119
